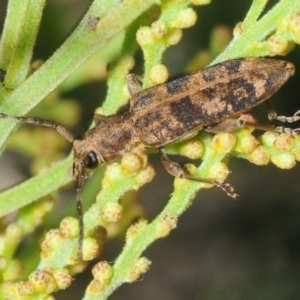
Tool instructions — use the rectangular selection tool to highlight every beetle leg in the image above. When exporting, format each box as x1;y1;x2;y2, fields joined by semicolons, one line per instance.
265;100;300;122
158;148;238;199
126;73;143;95
265;100;300;135
206;117;246;133
206;114;274;133
273;126;300;136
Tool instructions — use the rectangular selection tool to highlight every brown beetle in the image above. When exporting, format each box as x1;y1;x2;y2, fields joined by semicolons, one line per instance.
0;57;297;258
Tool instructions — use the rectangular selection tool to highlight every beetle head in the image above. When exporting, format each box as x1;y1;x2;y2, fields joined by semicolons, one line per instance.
71;138;105;259
72;139;103;180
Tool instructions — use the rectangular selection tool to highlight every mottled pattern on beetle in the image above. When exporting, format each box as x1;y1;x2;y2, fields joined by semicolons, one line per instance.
201;58;244;81
130;58;294;147
75;113;139;162
129;76;190;112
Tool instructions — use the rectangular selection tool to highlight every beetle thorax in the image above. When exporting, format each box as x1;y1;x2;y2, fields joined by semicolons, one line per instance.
82;112;140;163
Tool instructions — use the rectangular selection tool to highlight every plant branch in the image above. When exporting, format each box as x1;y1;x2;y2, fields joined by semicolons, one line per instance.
0;0;159;151
213;0;300;63
0;155;72;218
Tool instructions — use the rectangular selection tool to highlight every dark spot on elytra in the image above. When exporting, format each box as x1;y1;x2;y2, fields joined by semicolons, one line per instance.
201;87;215;101
202;66;216;81
264;72;282;94
220;77;257;112
166;76;189;95
224;58;244;74
130;91;154;112
139;110;162;128
170;95;209;129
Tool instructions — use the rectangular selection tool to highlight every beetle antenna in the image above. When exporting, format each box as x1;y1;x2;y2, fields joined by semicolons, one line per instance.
76;166;85;260
0;112;86;257
0;113;75;143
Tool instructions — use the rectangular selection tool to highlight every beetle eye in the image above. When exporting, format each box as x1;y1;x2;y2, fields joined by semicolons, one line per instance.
86;151;98;169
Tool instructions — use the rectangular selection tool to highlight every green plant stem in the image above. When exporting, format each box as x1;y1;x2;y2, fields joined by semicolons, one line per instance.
242;0;268;29
0;155;72;218
0;0;34;70
213;0;300;63
0;0;46;89
142;0;190;88
101;16;145;115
